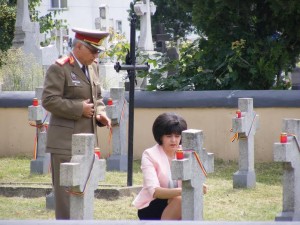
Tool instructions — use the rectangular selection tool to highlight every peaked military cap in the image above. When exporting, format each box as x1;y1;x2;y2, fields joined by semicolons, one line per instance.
72;27;109;51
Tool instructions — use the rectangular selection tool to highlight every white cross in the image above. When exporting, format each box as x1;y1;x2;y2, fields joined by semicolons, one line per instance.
134;0;156;51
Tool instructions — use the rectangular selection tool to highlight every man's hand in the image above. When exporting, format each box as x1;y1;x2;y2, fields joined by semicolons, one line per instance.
96;114;111;129
82;99;95;118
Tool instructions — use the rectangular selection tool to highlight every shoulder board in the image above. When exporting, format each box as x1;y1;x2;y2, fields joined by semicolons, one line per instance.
56;56;70;66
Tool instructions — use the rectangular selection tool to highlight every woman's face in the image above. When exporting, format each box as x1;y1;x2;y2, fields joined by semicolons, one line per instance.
161;133;181;152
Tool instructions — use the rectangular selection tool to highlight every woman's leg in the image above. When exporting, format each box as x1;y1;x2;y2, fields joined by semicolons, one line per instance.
161;196;181;220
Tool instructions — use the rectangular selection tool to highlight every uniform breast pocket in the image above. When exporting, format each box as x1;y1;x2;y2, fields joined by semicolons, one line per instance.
66;78;83;98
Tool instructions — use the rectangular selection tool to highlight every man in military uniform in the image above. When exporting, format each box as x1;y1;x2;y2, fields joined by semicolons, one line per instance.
42;27;111;219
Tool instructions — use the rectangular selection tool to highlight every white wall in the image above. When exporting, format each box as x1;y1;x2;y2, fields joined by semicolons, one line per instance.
36;0;132;54
37;1;94;34
99;0;132;41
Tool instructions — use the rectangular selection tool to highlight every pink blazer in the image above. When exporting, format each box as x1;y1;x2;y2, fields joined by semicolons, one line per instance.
132;144;181;209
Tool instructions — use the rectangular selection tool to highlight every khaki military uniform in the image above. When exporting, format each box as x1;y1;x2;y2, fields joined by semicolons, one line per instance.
42;54;105;219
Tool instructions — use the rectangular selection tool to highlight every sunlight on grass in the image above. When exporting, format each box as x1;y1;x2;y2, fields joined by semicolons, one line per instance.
204;179;282;221
94;196;138;220
0;156;284;220
0;196;54;219
0;156;143;186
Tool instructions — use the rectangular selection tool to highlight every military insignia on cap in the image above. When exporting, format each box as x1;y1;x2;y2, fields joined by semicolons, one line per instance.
72;27;109;51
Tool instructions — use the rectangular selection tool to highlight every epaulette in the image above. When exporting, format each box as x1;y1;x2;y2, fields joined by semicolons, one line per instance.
56;56;70;66
56;55;75;66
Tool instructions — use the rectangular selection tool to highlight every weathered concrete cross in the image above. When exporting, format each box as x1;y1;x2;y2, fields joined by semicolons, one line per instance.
60;133;106;219
28;87;50;174
274;118;300;221
134;0;156;51
232;98;259;188
106;87;129;171
171;129;214;220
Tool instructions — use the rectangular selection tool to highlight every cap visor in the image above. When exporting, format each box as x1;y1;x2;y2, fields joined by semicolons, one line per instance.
90;43;106;51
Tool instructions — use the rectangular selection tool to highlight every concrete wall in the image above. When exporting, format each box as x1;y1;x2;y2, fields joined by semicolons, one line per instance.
1;90;300;162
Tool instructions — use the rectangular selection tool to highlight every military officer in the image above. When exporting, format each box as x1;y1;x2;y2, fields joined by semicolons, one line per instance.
42;27;111;219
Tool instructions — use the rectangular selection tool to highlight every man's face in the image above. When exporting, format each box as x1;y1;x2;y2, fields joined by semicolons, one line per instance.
77;41;100;65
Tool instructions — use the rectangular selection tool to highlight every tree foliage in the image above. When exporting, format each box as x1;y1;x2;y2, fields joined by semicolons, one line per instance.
0;1;16;52
146;0;300;90
151;0;195;41
129;0;195;41
0;48;44;91
0;0;66;52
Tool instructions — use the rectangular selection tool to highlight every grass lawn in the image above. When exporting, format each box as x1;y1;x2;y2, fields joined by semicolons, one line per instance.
0;156;284;220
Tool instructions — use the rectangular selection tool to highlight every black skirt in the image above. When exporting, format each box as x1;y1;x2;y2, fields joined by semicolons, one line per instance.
138;198;168;220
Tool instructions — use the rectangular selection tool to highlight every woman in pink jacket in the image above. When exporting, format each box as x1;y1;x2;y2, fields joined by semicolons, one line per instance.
133;112;187;220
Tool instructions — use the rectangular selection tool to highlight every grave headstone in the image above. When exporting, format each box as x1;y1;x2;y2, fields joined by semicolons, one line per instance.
134;0;156;90
25;87;55;210
99;63;126;91
232;98;259;188
60;133;106;220
274;118;300;221
153;23;171;53
134;0;157;51
45;191;55;210
13;0;58;67
166;47;179;76
106;88;129;171
171;129;214;220
28;87;50;174
291;67;300;90
134;0;157;90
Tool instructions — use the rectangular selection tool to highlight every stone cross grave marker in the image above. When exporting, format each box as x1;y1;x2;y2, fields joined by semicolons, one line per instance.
273;118;300;221
171;129;214;220
13;0;58;67
232;98;259;188
60;133;106;220
153;23;171;53
28;87;50;174
134;0;157;51
106;87;129;171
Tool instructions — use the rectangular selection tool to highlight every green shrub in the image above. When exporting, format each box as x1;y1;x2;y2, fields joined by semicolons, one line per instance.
0;48;44;91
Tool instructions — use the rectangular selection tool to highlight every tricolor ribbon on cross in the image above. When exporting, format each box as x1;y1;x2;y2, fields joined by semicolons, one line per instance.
65;154;97;196
183;149;207;177
284;133;300;152
230;112;257;142
28;112;49;160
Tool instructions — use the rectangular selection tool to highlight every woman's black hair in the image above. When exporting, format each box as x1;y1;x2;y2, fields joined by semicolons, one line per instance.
152;112;187;145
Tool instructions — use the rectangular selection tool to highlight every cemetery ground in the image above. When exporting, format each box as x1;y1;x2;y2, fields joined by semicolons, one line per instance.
0;156;283;221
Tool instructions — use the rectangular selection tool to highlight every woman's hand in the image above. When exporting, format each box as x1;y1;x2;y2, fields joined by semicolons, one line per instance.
203;183;208;194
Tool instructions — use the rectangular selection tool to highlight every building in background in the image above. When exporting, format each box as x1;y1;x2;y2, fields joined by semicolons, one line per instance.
36;0;132;55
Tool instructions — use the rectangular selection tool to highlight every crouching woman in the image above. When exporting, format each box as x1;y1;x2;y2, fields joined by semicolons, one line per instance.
132;112;187;220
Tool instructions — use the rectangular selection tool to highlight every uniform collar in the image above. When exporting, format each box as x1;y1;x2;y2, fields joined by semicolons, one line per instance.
71;52;84;68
